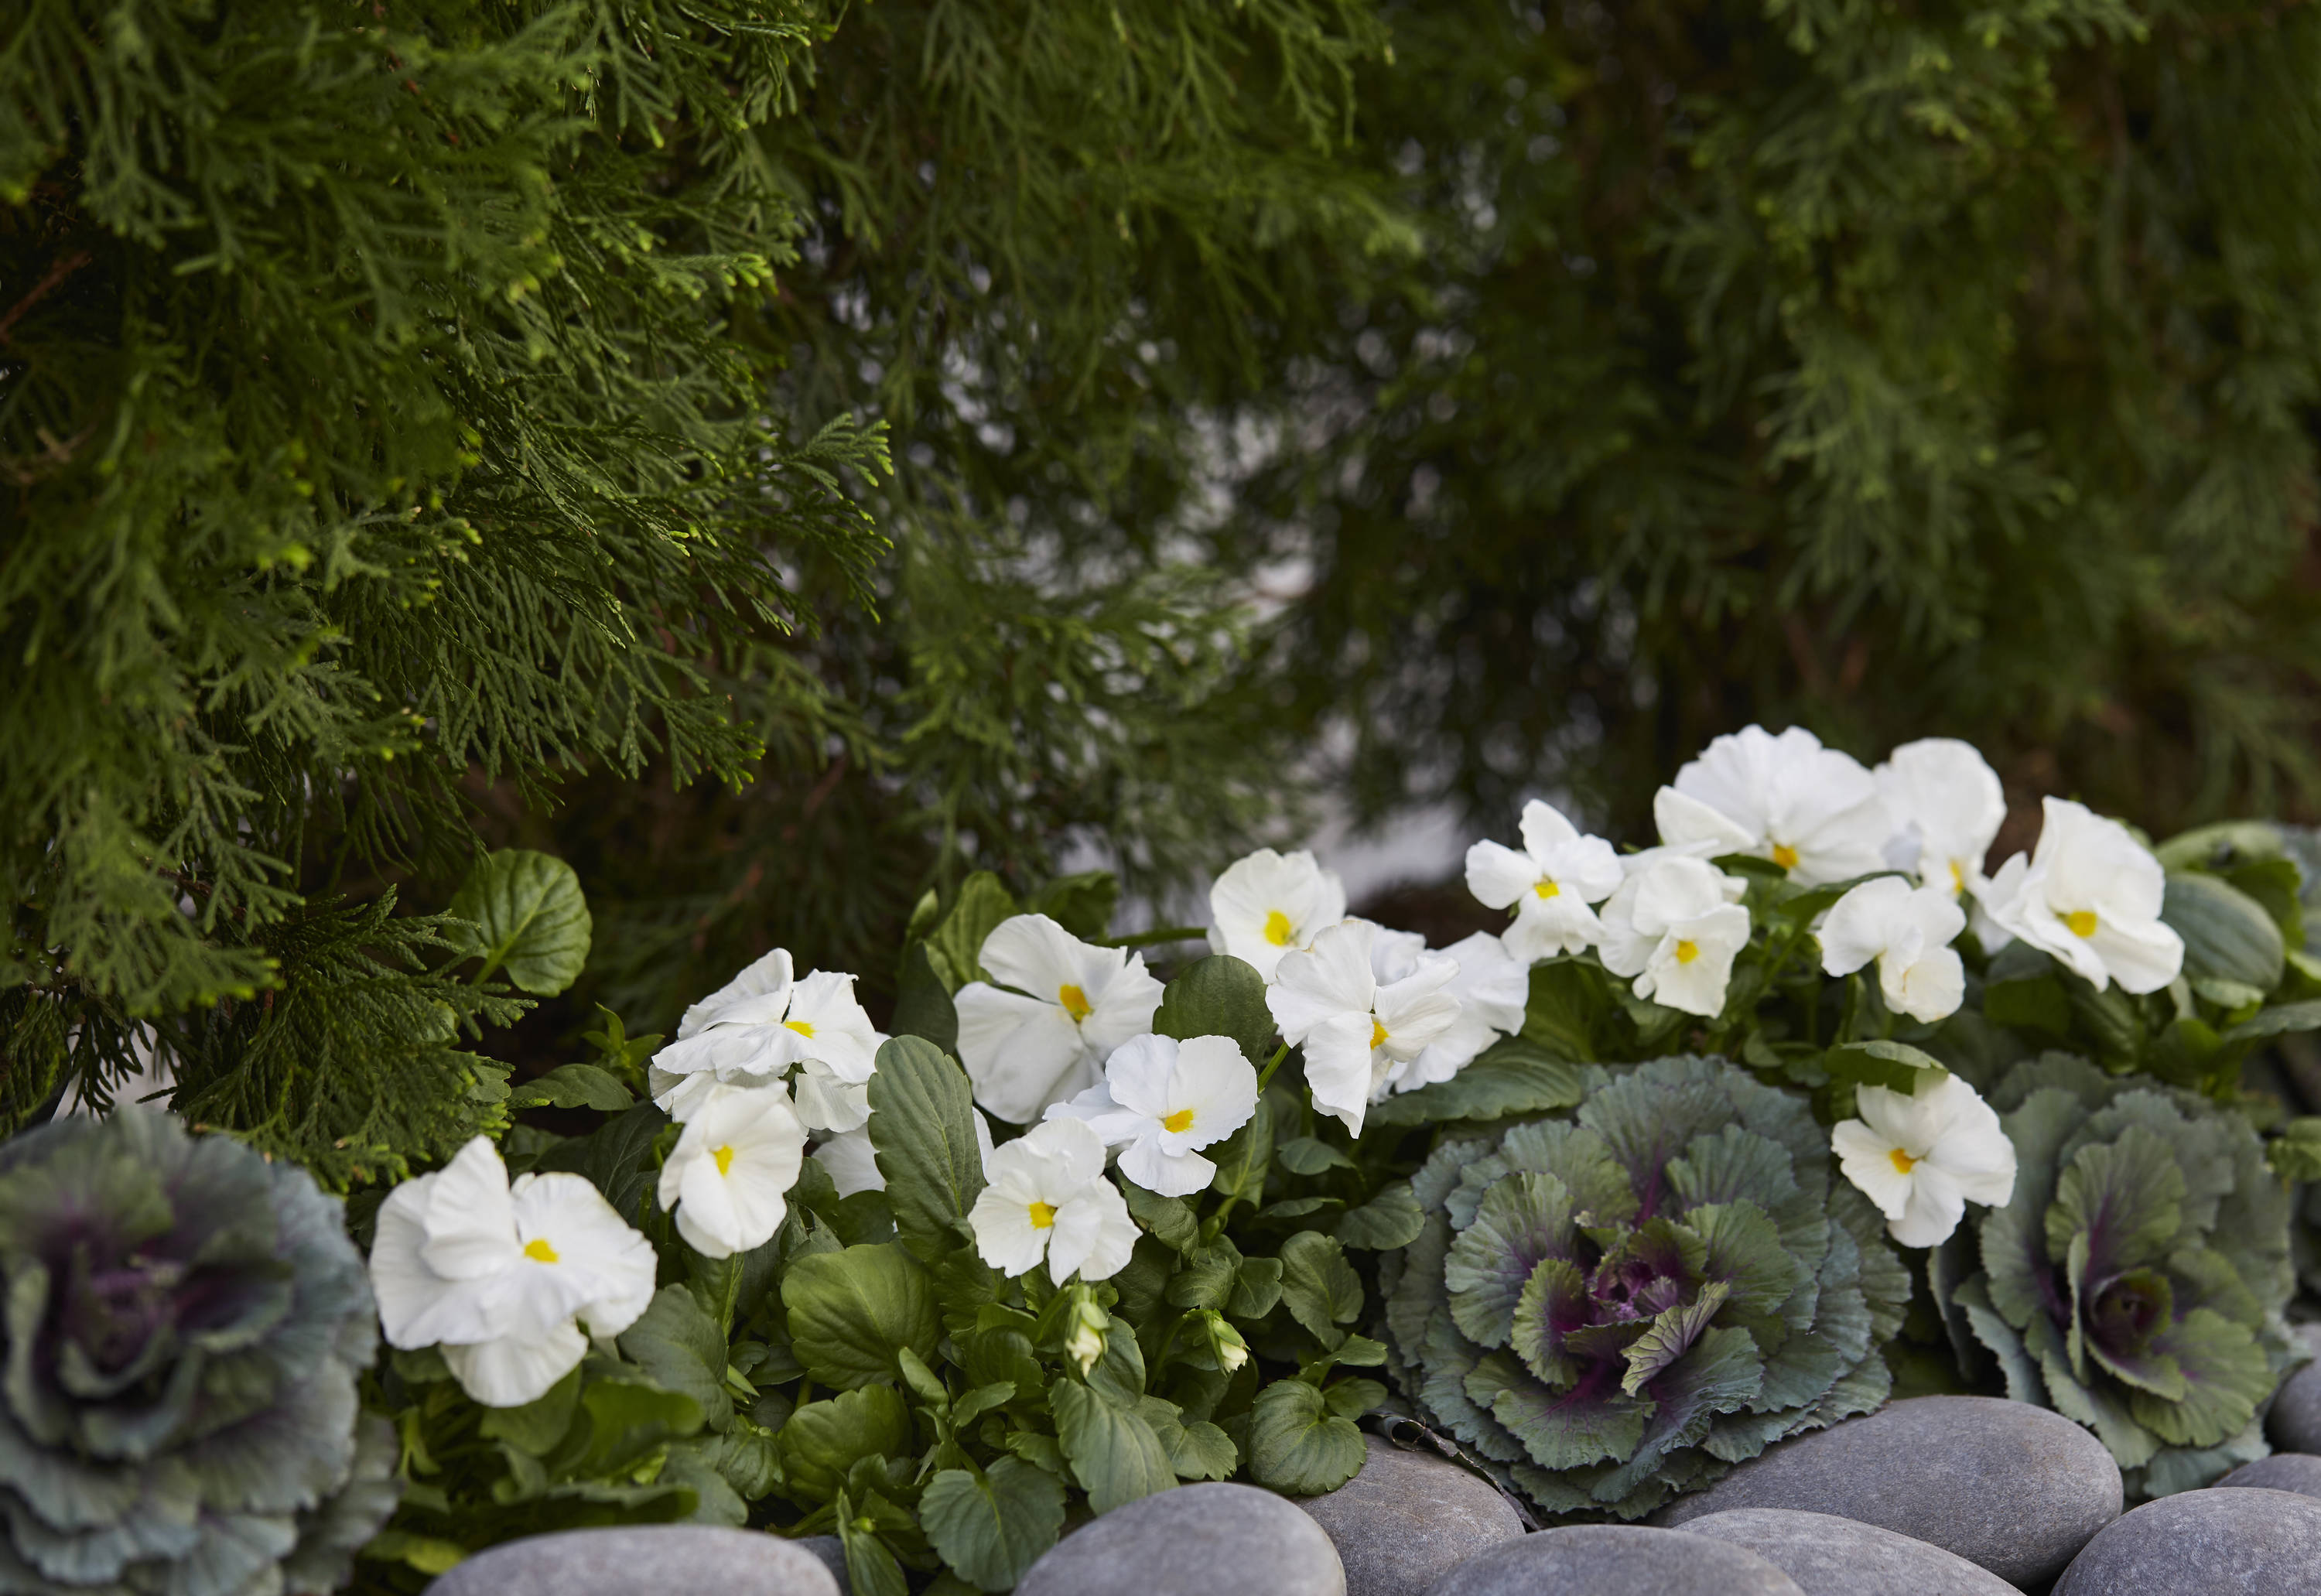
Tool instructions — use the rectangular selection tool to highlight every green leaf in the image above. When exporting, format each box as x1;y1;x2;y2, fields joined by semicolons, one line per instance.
1230;1256;1285;1319
2225;1000;2321;1044
1246;1379;1366;1494
1259;1195;1341;1219
476;1365;582;1454
1154;955;1277;1065
2165;871;2286;995
1276;1134;1356;1175
576;1376;705;1477
836;1491;911;1596
2270;1118;2321;1181
1519;960;1606;1062
1049;1378;1178;1512
448;849;593;995
1365;1037;1584;1127
1165;1241;1243;1311
508;1061;636;1112
1208;1093;1276;1203
1137;1396;1239;1480
1335;1181;1427;1249
1279;1231;1362;1348
865;1035;989;1263
1985;969;2072;1038
1025;871;1120;942
924;873;1020;992
779;1387;913;1502
920;1461;1067;1591
1122;1181;1199;1252
785;1243;942;1390
890;942;959;1052
1824;1039;1948;1095
619;1286;733;1428
2156;821;2287;873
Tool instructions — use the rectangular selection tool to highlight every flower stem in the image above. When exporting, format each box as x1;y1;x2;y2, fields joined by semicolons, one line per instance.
1254;1041;1290;1093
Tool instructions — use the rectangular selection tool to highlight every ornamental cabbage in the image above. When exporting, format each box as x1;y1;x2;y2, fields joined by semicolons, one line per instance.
1383;1056;1909;1519
1947;1054;2301;1495
0;1110;398;1596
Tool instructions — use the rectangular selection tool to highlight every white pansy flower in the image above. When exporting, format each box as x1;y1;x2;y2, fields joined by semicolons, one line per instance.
1464;801;1624;961
369;1136;655;1406
811;1123;885;1198
969;1116;1137;1286
955;914;1164;1123
1817;877;1968;1024
1832;1072;2016;1247
1050;1033;1258;1198
1877;738;2006;897
1652;785;1758;859
1596;853;1752;1018
1668;724;1892;884
1374;929;1528;1092
648;948;884;1123
656;1082;808;1259
1207;848;1349;981
1266;918;1461;1135
1977;797;2184;994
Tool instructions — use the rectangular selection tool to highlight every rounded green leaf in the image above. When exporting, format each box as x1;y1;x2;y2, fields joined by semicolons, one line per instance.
1154;955;1276;1065
778;1386;911;1502
2163;871;2285;995
920;1460;1066;1591
1246;1379;1365;1495
448;849;592;995
784;1242;941;1390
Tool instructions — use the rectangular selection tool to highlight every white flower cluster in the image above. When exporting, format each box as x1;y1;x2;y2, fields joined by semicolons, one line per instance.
1461;727;2186;1024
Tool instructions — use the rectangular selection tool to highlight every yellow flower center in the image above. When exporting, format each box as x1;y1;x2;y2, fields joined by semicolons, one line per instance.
1027;1201;1058;1229
1162;1108;1195;1133
784;1019;815;1037
1058;983;1092;1022
1770;842;1800;870
523;1238;560;1263
1889;1147;1918;1174
1369;1018;1389;1049
1263;909;1294;946
1533;879;1560;899
1948;859;1967;895
1674;939;1701;965
713;1144;735;1177
2066;910;2098;938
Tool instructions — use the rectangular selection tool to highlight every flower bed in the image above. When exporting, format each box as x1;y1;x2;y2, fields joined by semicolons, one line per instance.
9;727;2321;1594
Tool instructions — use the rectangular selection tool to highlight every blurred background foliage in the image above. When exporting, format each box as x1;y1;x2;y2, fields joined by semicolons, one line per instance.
8;0;2321;1157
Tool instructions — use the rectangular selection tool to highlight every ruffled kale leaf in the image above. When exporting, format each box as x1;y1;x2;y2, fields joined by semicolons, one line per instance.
1383;1055;1909;1519
0;1109;395;1596
1957;1053;2302;1494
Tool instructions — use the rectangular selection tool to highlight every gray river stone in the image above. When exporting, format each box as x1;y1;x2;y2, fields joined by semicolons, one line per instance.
427;1527;839;1596
2053;1486;2321;1595
1653;1394;2119;1586
2264;1324;2321;1453
1294;1433;1523;1596
1015;1482;1345;1596
1424;1524;1804;1596
791;1536;847;1594
2219;1453;2321;1499
1677;1508;2020;1596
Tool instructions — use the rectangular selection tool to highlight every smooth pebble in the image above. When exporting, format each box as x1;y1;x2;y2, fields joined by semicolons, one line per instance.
426;1527;839;1596
1014;1482;1345;1596
1677;1508;2018;1596
1424;1523;1803;1596
1296;1433;1523;1596
2264;1324;2321;1453
2054;1486;2321;1594
2218;1453;2321;1499
1653;1394;2118;1586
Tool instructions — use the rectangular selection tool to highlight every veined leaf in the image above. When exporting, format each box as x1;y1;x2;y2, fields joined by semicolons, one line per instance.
1049;1378;1177;1512
1824;1039;1947;1094
1245;1378;1365;1494
919;1461;1065;1591
508;1061;634;1112
1154;954;1276;1065
866;1035;988;1263
1366;1037;1584;1127
924;873;1019;992
448;849;592;995
784;1243;942;1390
